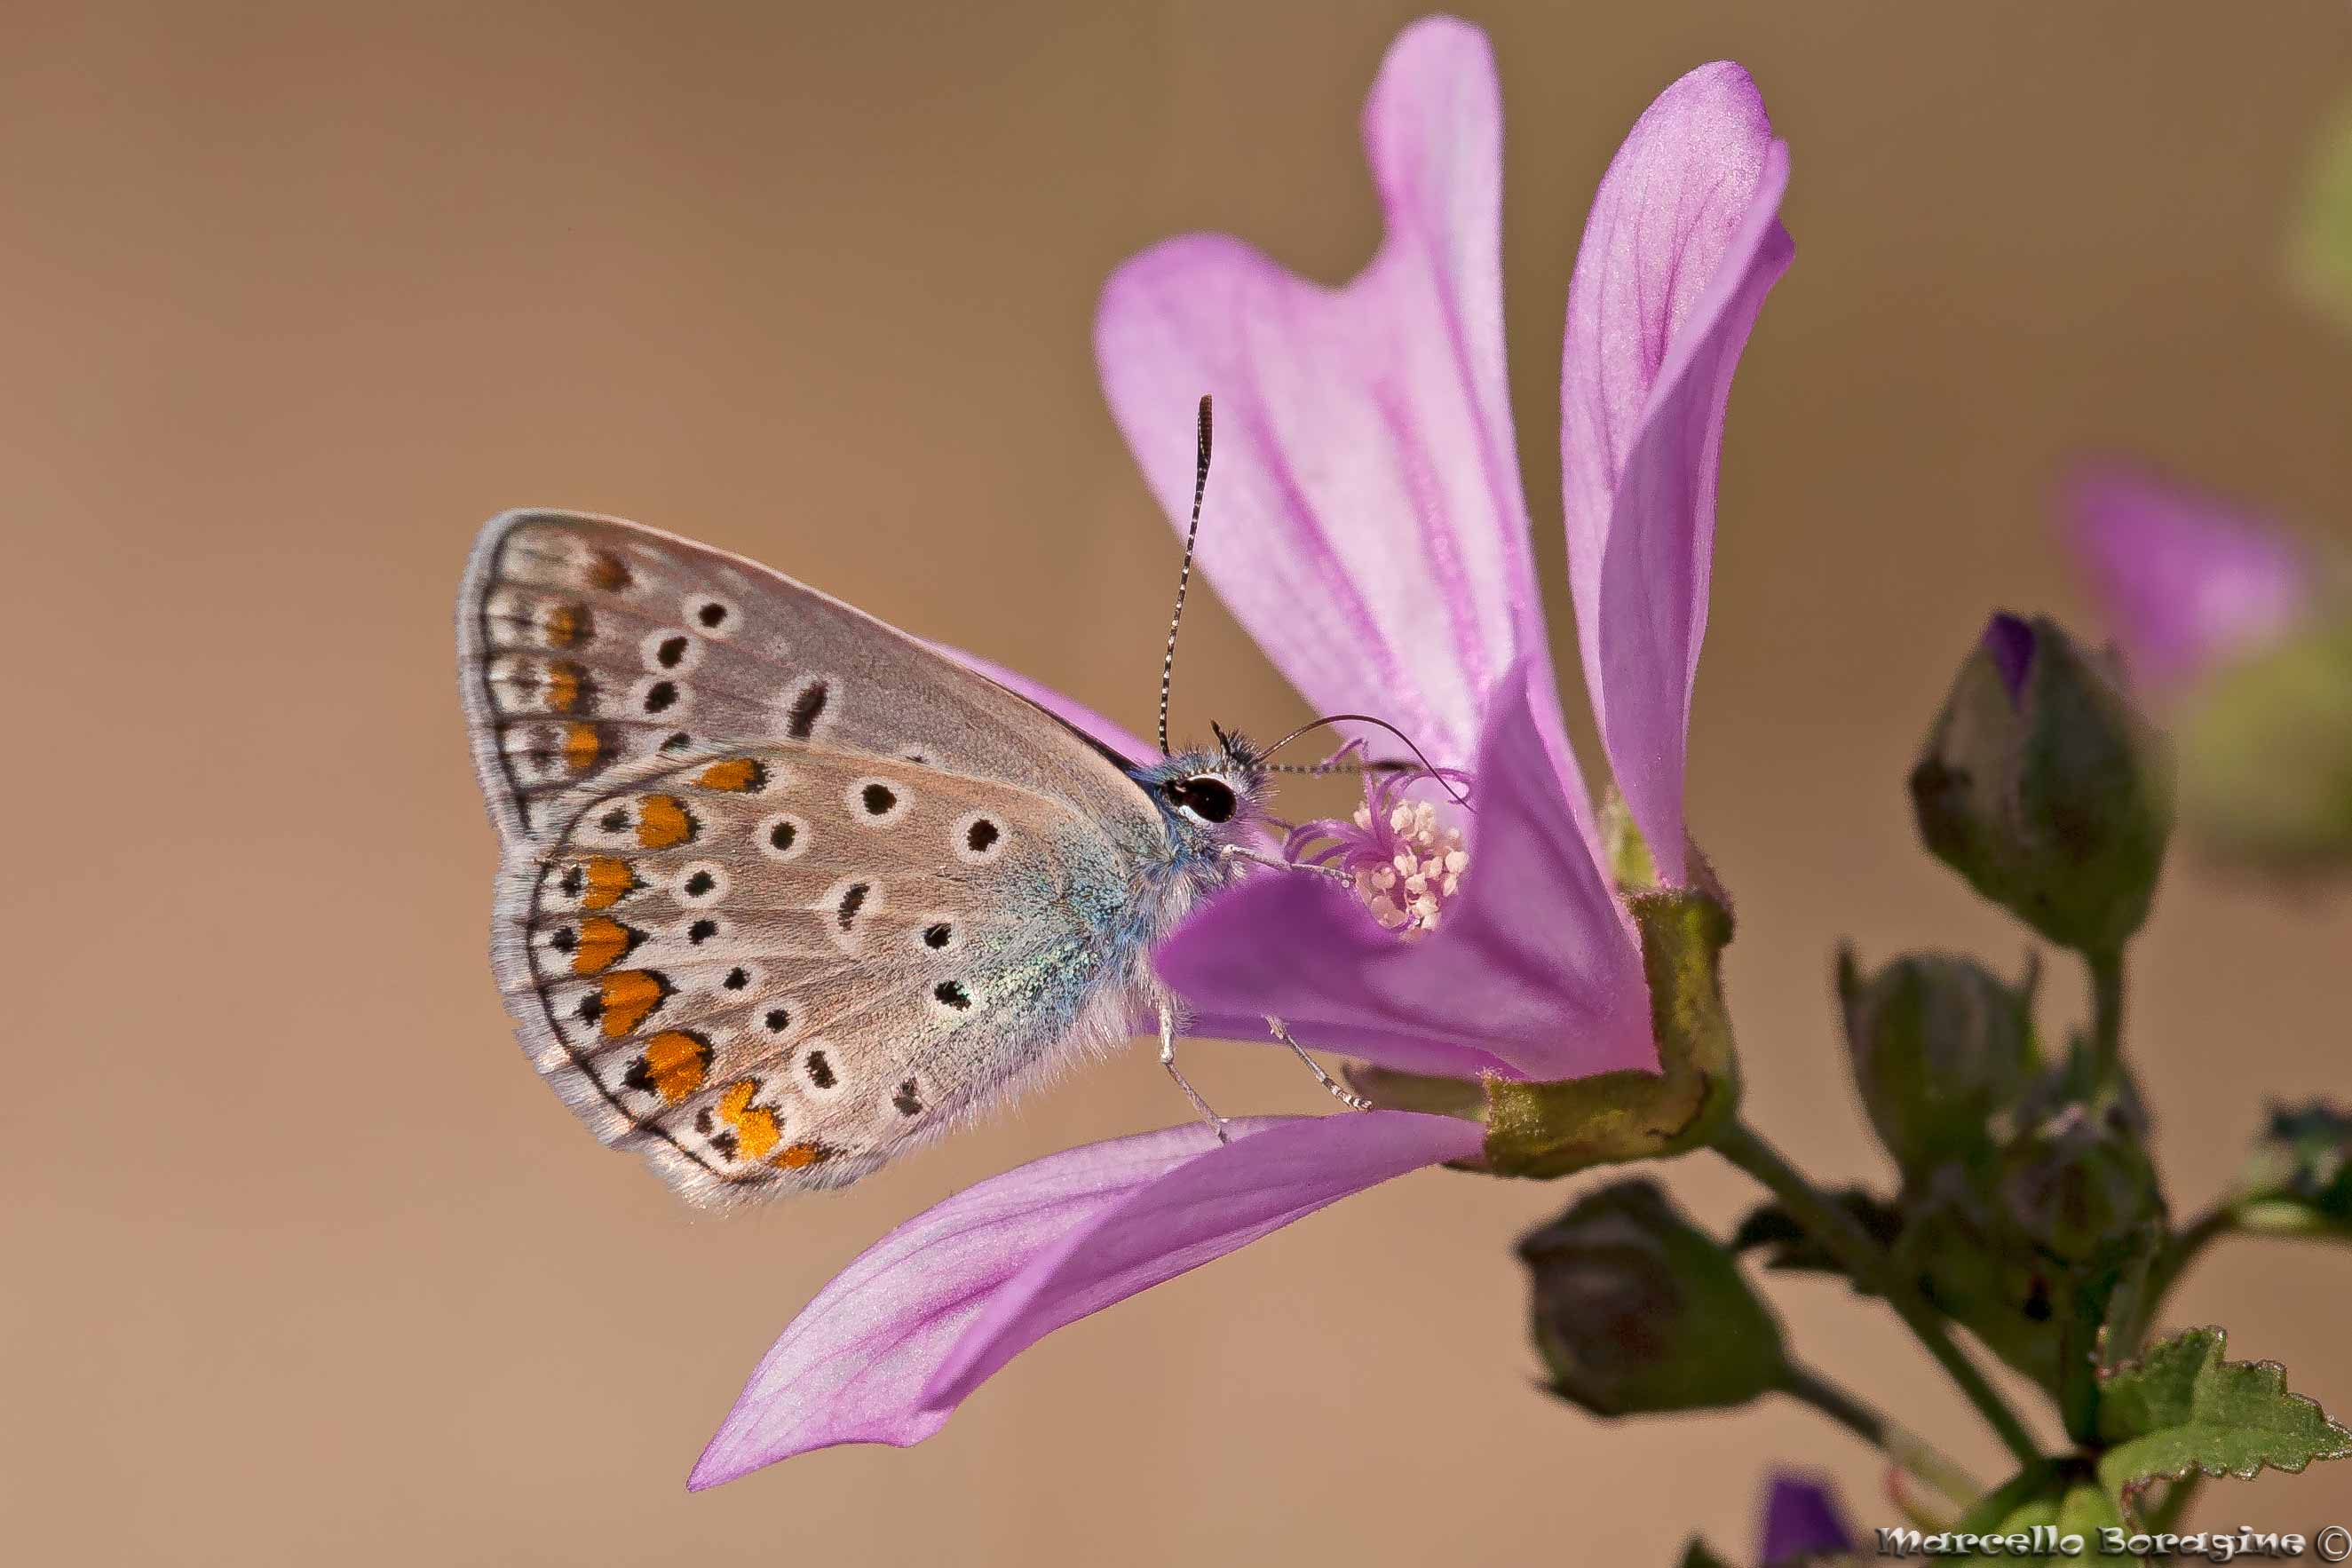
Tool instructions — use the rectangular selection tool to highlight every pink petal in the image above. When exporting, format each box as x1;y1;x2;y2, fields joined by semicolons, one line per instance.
944;644;1158;764
923;1110;1484;1408
2064;463;2315;700
1094;17;1540;772
688;1113;1479;1486
1158;660;1655;1081
1560;62;1794;886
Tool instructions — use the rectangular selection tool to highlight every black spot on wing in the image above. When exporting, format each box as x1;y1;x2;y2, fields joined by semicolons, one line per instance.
786;679;829;740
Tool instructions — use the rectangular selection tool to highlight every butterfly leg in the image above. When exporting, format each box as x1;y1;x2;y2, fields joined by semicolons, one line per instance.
1158;1002;1232;1144
1265;1017;1373;1111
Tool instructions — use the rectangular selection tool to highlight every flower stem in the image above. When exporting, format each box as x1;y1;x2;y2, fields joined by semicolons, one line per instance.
2087;948;2126;1081
1780;1361;1981;1507
2135;1204;2236;1327
2145;1473;2203;1532
1714;1116;2044;1469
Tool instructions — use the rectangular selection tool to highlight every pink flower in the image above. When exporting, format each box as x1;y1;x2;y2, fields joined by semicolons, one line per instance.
2065;463;2316;702
690;17;1791;1486
1114;25;1790;1081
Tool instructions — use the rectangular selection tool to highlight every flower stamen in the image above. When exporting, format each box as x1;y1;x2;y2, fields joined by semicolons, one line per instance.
1281;748;1472;943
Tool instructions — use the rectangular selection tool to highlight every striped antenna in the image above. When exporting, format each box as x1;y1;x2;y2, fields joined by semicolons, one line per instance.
1157;394;1213;756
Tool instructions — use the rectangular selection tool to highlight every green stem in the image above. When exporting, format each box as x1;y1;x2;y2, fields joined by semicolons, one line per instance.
1781;1361;1982;1507
2145;1474;2203;1532
2087;948;2126;1081
1715;1116;2044;1469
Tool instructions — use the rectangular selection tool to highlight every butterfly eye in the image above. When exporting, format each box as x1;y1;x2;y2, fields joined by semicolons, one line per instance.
1171;774;1238;824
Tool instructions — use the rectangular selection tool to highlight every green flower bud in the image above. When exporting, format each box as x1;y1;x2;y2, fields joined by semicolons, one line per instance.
1909;614;2174;954
1893;1169;2066;1393
1837;946;2039;1178
2000;1106;2166;1265
1516;1179;1788;1416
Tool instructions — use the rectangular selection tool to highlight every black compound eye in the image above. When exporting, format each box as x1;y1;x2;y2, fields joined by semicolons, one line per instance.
1173;774;1237;824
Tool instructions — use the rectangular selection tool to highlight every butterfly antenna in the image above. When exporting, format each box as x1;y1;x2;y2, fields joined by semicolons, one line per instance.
1158;394;1213;756
1260;713;1473;810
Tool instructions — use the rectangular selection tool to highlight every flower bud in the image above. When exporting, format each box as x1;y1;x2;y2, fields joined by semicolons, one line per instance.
1516;1178;1788;1416
1909;613;2173;954
1837;946;2038;1178
1999;1105;2166;1265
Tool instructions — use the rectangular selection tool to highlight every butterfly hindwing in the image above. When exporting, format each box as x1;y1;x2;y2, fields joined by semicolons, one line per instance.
457;509;1150;843
494;742;1160;1207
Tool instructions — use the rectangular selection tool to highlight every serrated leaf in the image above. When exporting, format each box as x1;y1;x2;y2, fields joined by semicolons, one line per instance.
2095;1326;2352;1510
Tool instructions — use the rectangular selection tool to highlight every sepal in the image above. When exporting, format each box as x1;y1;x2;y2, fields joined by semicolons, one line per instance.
1482;886;1738;1177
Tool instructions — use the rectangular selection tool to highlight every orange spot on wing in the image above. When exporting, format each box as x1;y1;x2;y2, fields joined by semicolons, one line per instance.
717;1080;784;1161
544;661;584;714
586;551;632;591
772;1140;833;1170
580;856;637;909
598;970;669;1037
561;722;601;771
570;915;635;976
693;758;765;793
545;604;586;648
633;1032;711;1104
636;795;694;848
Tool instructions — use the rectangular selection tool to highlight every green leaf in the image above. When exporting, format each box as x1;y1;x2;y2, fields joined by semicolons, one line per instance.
1730;1189;1903;1283
2096;1326;2352;1511
2289;95;2352;332
2234;1100;2352;1238
1675;1540;1733;1568
1953;1459;2075;1531
1952;1462;2126;1564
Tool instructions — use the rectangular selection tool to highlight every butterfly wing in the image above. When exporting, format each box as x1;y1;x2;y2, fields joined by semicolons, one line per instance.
497;743;1164;1206
459;510;1183;1205
456;508;1148;842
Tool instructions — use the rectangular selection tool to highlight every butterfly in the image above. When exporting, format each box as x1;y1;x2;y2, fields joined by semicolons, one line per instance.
456;400;1386;1207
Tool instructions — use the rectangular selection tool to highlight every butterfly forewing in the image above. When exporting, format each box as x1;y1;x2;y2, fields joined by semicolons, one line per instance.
457;509;1146;842
459;511;1174;1206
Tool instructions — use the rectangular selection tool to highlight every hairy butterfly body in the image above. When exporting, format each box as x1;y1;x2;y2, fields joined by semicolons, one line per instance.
457;508;1276;1208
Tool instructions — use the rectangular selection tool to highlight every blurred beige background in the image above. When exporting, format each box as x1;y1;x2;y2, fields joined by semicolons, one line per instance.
5;2;2351;1562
